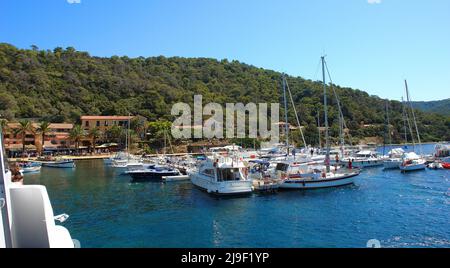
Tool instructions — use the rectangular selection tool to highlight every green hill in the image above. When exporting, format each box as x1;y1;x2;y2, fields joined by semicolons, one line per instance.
412;99;450;116
0;43;449;144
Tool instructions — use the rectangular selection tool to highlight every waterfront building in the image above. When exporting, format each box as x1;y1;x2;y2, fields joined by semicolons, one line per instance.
3;122;74;156
80;115;134;132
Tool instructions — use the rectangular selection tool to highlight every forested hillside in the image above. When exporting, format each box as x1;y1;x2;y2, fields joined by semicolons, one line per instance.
412;99;450;117
1;43;449;144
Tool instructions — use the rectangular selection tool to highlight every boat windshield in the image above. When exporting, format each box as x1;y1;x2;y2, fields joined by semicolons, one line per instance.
217;168;241;181
275;163;289;172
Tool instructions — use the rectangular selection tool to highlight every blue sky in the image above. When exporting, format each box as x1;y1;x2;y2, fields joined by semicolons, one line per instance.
1;0;449;101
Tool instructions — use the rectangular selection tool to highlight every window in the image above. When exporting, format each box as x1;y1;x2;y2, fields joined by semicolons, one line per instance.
202;169;214;177
275;163;289;172
85;121;89;127
96;121;100;127
105;121;109;127
217;168;240;181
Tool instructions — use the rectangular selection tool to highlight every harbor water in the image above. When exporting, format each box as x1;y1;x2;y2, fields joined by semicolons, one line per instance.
24;144;450;248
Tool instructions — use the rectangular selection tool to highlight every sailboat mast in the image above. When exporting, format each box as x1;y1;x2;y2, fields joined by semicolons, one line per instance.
405;80;422;155
386;101;392;146
322;56;330;172
401;97;408;144
317;110;321;148
282;74;289;155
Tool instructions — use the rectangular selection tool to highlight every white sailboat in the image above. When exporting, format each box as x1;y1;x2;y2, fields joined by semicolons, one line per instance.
399;80;426;172
277;56;360;189
383;99;409;169
111;114;143;169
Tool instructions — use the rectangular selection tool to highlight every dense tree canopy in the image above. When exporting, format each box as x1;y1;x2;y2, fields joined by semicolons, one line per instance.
0;43;449;144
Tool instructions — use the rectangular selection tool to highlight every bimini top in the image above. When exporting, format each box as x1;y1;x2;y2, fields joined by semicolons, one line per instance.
402;152;421;160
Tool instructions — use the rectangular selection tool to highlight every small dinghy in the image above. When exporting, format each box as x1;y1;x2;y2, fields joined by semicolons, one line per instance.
18;161;42;173
38;157;76;168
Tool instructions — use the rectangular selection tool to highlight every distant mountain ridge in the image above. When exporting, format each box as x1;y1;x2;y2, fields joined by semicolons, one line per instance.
412;99;450;116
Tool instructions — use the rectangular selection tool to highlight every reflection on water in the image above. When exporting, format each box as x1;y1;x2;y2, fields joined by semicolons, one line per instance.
24;144;449;248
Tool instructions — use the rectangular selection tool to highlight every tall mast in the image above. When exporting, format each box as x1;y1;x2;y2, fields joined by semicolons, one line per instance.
282;74;289;155
405;80;422;155
285;80;307;148
127;113;131;159
401;97;408;144
384;100;392;155
386;101;392;146
317;109;321;148
324;61;348;152
322;56;330;172
403;95;415;149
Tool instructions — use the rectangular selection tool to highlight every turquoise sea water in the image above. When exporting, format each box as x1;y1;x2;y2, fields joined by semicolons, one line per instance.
25;144;450;248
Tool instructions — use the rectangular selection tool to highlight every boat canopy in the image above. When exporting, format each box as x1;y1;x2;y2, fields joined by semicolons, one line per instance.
388;148;405;156
402;152;420;160
249;159;270;166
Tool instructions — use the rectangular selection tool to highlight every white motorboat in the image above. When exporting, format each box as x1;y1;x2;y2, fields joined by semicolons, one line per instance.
104;151;132;165
383;148;405;169
341;150;384;168
189;155;253;196
40;159;75;168
17;161;42;173
400;152;426;172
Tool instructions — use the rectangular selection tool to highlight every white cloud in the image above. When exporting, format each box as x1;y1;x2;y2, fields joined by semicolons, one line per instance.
67;0;81;4
367;0;382;4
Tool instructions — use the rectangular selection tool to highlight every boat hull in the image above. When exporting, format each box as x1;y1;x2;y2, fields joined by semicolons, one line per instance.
343;160;383;168
190;173;253;195
400;163;426;172
280;172;358;189
21;166;42;173
129;171;179;182
41;161;75;168
383;159;402;169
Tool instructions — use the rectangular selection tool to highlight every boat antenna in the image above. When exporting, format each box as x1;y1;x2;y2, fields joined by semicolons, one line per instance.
321;56;330;173
405;80;423;156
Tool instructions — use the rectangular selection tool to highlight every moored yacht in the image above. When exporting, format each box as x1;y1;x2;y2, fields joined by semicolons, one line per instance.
189;155;253;196
341;150;384;168
37;157;75;168
383;148;405;169
271;159;359;189
400;152;426;172
127;164;181;182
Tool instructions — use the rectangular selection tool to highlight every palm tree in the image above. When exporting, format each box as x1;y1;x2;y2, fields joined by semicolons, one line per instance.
13;120;35;157
37;121;51;155
69;125;84;154
88;127;101;153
